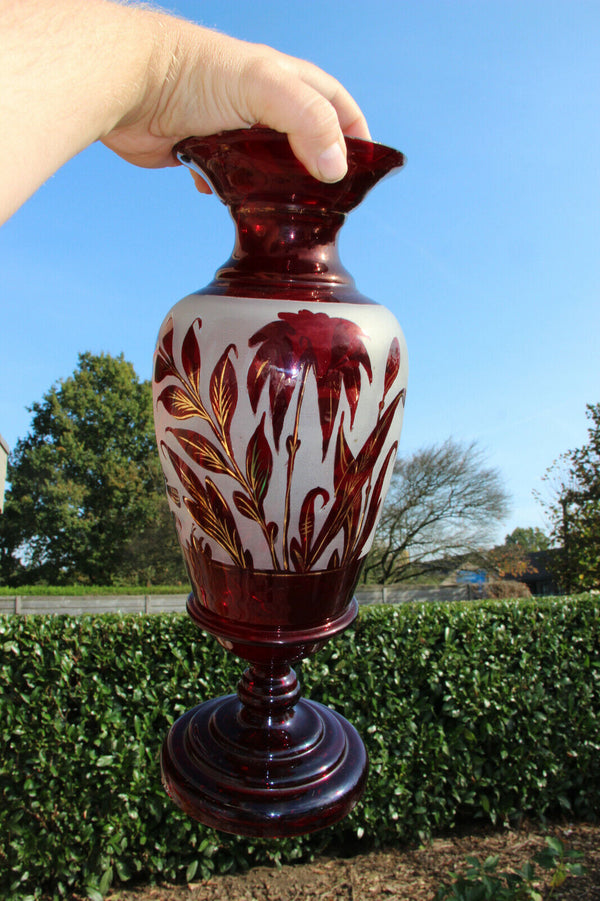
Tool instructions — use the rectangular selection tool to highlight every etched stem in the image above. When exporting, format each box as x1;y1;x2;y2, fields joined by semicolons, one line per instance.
282;364;310;570
347;404;385;562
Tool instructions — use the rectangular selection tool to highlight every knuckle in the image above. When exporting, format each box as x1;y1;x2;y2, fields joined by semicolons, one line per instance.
243;50;282;87
293;95;339;141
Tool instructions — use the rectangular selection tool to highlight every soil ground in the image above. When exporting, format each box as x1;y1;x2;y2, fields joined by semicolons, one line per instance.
107;821;600;901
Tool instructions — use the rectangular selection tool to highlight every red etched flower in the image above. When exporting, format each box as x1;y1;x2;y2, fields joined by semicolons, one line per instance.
247;309;372;457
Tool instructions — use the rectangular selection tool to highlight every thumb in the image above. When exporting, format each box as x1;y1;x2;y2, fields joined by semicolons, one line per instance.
241;55;369;183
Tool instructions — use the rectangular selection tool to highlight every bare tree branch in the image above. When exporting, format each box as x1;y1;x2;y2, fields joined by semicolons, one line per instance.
362;438;510;584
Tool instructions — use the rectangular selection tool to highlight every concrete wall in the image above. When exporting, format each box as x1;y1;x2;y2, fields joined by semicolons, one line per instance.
0;584;480;616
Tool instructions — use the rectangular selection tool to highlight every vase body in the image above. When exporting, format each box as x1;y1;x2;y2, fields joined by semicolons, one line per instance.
153;128;407;836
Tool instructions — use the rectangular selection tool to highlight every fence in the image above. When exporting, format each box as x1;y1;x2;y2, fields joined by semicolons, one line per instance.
0;584;479;616
354;583;479;605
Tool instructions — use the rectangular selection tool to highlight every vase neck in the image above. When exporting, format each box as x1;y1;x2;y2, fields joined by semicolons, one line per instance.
175;127;405;301
207;202;355;297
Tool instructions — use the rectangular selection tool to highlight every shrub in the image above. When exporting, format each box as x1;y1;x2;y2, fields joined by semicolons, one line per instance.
0;595;599;899
0;584;188;596
483;580;531;599
435;835;586;900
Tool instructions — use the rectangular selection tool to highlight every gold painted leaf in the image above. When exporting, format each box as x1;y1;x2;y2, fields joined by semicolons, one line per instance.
245;413;272;506
157;385;200;420
209;344;238;439
169;428;234;477
181;319;202;391
233;490;260;522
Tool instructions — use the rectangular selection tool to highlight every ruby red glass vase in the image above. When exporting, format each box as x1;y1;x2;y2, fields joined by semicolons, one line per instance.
153;127;407;837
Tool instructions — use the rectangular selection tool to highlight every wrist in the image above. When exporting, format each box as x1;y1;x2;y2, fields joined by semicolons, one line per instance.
101;7;174;136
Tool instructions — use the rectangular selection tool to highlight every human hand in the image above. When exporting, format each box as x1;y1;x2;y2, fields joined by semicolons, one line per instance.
102;18;370;192
0;1;370;224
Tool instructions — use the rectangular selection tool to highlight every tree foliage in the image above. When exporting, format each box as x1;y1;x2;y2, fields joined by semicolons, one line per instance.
540;403;600;591
0;353;186;586
361;438;510;584
504;526;551;552
483;526;552;580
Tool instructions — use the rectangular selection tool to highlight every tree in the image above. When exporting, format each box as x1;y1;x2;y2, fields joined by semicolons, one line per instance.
540;403;600;591
361;438;510;584
0;352;186;585
504;526;550;552
484;527;550;582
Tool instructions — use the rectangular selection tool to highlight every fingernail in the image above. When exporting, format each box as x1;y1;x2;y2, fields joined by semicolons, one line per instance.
317;141;347;182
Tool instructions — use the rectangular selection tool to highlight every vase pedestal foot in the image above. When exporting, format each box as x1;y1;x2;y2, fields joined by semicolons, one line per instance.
160;664;368;837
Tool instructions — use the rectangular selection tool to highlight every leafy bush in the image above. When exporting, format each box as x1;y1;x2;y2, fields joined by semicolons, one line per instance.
482;580;531;599
0;584;189;596
1;595;598;899
435;836;586;900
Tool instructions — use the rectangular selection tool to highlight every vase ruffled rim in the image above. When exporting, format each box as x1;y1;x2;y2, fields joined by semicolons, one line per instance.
173;126;405;213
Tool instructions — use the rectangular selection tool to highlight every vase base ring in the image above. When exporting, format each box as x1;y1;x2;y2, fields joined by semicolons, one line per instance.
186;594;360;663
161;693;368;837
187;592;359;646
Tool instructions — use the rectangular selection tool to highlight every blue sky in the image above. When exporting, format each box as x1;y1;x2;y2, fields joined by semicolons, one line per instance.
1;0;599;543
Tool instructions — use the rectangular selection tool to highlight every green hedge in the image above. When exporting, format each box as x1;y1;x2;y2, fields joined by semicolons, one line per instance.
1;596;599;899
0;584;189;596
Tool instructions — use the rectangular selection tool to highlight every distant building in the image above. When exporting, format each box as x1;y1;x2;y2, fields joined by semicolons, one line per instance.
456;569;487;586
516;550;561;596
0;434;8;513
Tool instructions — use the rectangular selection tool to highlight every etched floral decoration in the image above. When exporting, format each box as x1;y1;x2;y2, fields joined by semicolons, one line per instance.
154;306;406;576
153;127;408;839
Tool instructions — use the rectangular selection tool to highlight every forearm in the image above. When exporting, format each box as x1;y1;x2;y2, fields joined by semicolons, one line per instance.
0;0;164;222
